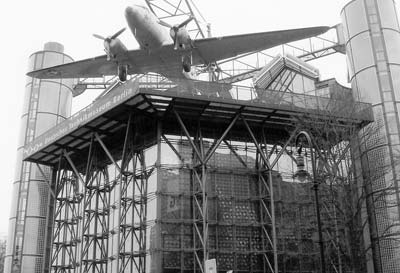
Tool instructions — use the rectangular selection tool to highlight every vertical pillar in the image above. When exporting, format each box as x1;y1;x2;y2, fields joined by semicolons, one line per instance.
153;121;162;273
5;42;74;273
342;1;400;272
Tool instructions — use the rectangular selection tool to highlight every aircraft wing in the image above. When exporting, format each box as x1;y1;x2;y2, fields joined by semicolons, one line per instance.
26;50;183;79
190;26;330;65
26;55;116;79
27;26;329;80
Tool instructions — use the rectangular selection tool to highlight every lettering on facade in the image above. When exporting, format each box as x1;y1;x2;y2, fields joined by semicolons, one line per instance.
23;86;136;159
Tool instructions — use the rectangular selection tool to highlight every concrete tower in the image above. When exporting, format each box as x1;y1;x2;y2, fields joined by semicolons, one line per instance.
342;0;400;272
4;42;74;273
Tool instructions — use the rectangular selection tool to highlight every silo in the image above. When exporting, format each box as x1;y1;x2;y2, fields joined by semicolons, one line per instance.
341;1;400;272
4;42;74;273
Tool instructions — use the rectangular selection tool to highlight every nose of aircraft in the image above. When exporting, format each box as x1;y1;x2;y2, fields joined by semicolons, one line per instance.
125;2;148;28
126;0;146;12
125;6;137;17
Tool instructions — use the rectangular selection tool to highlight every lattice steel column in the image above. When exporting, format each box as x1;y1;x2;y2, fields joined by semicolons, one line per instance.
117;171;135;273
80;141;112;273
51;167;82;273
192;123;208;272
129;150;149;273
172;108;245;272
117;115;150;273
117;114;136;273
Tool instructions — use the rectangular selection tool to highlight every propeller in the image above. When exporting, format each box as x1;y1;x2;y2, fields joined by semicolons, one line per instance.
93;28;126;60
158;20;172;28
158;17;194;50
93;27;126;42
93;33;107;40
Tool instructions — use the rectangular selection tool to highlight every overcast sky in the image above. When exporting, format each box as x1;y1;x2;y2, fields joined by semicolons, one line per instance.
0;0;396;234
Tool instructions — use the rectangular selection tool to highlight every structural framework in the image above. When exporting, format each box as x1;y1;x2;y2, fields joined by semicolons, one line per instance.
23;74;372;273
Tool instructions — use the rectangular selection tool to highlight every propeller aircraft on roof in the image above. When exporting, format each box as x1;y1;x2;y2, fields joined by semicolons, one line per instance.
27;2;330;82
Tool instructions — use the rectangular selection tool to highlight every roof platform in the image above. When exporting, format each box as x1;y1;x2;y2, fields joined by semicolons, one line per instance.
23;76;373;170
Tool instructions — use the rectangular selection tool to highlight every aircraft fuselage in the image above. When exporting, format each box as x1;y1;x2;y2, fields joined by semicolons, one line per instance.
125;5;171;51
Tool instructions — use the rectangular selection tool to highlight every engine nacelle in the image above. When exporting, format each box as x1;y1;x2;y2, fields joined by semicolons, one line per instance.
118;65;128;82
182;54;192;72
170;27;192;50
93;28;127;61
105;38;128;60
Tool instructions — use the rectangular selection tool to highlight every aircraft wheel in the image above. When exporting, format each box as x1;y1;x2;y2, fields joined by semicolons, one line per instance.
118;65;128;82
182;55;191;72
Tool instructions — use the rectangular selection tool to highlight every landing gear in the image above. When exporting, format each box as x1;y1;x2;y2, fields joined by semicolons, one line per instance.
182;55;192;73
118;65;128;82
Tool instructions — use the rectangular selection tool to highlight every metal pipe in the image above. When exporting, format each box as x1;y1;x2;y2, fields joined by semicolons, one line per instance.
94;132;121;173
204;112;240;164
241;116;271;169
173;108;203;164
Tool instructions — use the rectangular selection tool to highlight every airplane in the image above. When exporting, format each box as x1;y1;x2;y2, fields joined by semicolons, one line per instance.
27;2;330;82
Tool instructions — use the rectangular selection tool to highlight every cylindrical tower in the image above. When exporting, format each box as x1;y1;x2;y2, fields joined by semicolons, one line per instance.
4;42;74;273
342;1;400;272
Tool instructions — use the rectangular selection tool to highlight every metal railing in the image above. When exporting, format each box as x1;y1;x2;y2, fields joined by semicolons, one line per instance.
137;75;373;122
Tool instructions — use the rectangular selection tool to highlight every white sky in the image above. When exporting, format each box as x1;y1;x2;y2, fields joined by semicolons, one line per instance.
0;0;396;234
